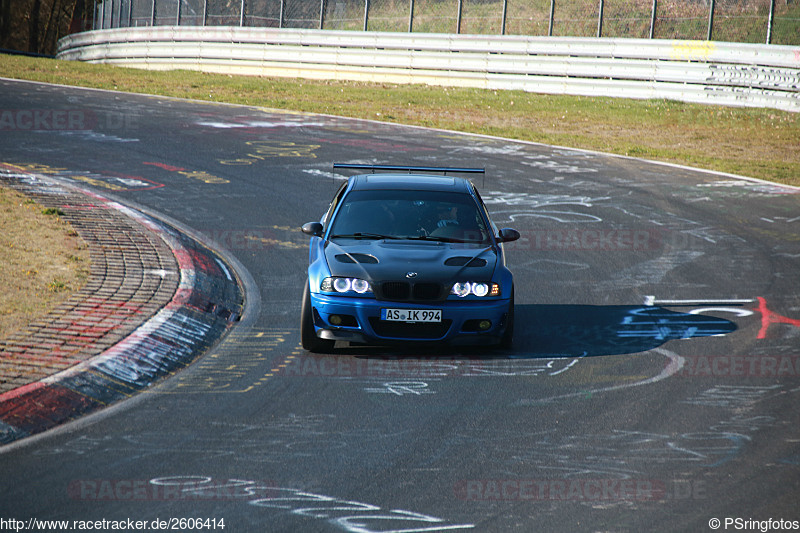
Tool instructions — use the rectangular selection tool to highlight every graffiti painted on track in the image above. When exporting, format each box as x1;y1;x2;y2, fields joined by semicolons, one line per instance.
219;141;320;165
149;476;475;533
1;161;165;191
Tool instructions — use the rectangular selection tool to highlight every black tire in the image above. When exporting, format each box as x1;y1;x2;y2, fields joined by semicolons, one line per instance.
301;280;335;353
500;287;515;350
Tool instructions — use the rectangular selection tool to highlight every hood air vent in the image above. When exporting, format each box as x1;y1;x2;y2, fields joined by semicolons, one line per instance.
444;257;487;267
335;253;379;264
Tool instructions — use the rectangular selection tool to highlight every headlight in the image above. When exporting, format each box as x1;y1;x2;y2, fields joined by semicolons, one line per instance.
321;277;372;294
451;282;500;297
351;278;370;293
472;283;489;297
333;278;351;292
452;282;471;298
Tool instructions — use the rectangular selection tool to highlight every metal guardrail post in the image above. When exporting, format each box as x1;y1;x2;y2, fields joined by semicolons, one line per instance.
240;0;246;26
279;0;285;28
456;0;463;34
548;0;555;36
150;0;156;26
177;0;182;25
202;0;208;26
707;0;715;41
129;0;134;27
501;0;508;35
320;0;326;29
363;0;370;31
408;0;415;32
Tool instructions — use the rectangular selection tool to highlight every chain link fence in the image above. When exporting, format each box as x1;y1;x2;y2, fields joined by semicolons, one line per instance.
94;0;799;45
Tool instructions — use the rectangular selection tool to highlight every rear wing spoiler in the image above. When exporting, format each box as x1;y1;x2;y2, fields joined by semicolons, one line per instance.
333;163;484;175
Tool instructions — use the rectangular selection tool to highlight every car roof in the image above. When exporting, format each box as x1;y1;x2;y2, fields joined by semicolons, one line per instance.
350;173;472;193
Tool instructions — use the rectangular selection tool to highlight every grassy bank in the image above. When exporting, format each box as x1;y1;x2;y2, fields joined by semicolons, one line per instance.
0;185;90;340
1;53;798;186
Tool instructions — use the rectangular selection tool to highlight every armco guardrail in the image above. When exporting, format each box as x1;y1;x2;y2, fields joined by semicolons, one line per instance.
56;28;800;112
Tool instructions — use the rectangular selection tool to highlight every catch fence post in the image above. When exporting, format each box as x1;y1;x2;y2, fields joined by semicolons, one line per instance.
649;0;657;38
706;0;715;41
766;0;775;44
597;0;604;37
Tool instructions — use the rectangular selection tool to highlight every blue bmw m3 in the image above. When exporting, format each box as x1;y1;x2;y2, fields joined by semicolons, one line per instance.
300;164;520;353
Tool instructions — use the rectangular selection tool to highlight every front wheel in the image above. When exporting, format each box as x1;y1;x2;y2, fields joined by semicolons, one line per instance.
301;280;335;353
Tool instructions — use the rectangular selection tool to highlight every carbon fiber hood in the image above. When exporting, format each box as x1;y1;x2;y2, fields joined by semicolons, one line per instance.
324;239;497;284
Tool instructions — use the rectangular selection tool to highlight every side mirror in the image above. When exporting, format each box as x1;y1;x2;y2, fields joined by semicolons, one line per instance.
301;222;324;237
498;228;520;243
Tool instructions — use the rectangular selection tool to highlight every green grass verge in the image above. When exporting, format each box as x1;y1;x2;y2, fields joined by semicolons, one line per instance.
0;185;90;340
1;54;798;187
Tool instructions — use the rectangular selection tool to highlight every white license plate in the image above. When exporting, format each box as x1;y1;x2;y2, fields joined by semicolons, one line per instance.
381;308;442;323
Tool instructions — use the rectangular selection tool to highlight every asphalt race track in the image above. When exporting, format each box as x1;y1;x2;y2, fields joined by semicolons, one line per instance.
1;78;799;532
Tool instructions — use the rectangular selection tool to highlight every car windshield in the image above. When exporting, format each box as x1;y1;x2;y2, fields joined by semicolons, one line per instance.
329;190;491;244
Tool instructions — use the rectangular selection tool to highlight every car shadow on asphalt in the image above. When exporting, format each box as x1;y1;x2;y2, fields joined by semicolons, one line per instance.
509;304;737;358
340;304;737;360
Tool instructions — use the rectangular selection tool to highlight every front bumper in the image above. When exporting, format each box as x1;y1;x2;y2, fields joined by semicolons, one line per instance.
309;292;511;346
